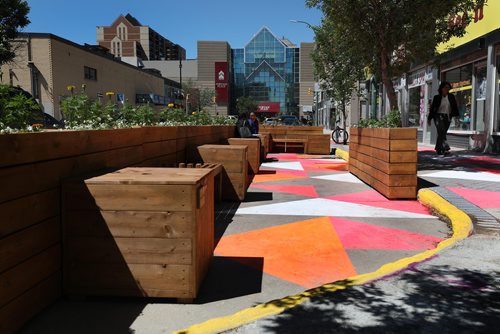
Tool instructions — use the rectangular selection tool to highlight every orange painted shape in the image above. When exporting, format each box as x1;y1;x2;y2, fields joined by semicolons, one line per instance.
215;217;357;288
252;173;306;183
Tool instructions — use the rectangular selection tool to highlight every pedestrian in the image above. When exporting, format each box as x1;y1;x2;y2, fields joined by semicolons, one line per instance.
427;82;459;155
237;112;252;138
248;112;259;135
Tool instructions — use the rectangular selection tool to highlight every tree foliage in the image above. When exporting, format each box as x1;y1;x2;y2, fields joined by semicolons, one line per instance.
236;96;258;115
307;0;484;110
311;18;364;130
199;87;216;112
0;0;30;65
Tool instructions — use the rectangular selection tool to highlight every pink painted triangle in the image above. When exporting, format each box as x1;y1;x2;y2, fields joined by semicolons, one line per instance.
251;184;319;198
330;217;442;250
326;190;432;216
447;187;500;209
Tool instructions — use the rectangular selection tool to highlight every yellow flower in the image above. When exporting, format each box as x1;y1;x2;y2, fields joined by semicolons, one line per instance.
106;92;115;96
67;85;75;92
192;112;198;116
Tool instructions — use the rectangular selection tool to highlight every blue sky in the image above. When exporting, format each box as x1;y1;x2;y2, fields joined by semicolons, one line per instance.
25;0;322;58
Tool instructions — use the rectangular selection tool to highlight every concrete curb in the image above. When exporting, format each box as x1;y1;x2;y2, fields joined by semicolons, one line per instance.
172;181;473;334
334;147;349;162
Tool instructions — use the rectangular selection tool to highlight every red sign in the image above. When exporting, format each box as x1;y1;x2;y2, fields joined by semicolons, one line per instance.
257;102;280;113
214;62;228;104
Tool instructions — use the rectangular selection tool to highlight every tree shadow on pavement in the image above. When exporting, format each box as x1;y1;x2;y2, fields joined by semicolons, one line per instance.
254;266;500;333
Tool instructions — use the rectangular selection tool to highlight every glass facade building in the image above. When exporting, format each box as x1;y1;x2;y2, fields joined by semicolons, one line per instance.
231;27;300;115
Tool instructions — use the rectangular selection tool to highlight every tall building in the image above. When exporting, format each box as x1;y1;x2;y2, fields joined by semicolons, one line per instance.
194;27;315;116
97;14;186;67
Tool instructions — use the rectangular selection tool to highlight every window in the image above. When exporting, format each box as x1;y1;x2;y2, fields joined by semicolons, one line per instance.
443;64;473;131
84;66;97;81
474;63;487;132
496;54;500;132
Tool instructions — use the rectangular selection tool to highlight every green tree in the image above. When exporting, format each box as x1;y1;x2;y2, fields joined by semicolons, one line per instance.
311;18;364;133
307;0;483;110
0;0;30;65
199;87;216;112
236;96;258;115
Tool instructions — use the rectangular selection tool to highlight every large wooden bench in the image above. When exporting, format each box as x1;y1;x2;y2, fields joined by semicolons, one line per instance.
260;126;330;155
198;145;248;201
62;167;215;302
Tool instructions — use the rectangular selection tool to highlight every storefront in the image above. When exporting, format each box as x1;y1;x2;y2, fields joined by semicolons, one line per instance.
439;35;499;150
405;66;437;144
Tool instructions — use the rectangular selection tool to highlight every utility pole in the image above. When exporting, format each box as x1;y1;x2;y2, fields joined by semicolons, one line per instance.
179;57;184;112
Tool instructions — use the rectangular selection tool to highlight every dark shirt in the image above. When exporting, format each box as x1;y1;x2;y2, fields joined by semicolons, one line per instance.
428;93;459;121
248;118;259;135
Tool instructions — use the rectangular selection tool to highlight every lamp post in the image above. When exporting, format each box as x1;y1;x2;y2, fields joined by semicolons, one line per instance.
290;19;318;126
179;57;184;112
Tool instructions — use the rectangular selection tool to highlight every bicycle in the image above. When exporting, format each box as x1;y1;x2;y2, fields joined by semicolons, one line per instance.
331;120;349;144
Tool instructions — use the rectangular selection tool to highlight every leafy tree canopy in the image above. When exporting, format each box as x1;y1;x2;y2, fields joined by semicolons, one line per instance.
0;0;30;65
307;0;484;109
236;96;258;115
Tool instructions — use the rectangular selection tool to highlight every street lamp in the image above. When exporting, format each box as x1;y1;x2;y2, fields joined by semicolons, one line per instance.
289;19;315;30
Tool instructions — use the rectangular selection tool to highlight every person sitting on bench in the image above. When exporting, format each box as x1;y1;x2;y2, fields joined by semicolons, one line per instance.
248;112;259;135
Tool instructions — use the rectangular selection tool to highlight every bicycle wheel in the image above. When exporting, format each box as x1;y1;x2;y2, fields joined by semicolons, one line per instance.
332;128;341;144
332;129;348;144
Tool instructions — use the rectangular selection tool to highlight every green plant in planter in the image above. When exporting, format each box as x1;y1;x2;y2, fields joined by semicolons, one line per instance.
60;92;99;127
159;108;189;123
0;90;40;129
356;110;402;128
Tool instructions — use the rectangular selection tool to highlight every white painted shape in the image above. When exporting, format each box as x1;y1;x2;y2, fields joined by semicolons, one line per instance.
313;173;363;184
236;198;437;219
261;161;304;171
422;170;500;183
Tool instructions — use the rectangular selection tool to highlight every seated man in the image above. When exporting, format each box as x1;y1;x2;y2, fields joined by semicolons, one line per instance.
248;112;259;135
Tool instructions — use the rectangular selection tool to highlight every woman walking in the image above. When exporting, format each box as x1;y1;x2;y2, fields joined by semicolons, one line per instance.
427;82;459;155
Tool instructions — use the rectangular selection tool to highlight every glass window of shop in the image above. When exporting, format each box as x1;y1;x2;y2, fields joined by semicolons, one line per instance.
408;85;425;128
474;62;487;132
443;64;473;131
497;54;500;132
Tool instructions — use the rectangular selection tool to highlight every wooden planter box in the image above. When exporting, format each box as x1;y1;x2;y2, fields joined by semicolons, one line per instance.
62;167;214;301
349;128;417;199
198;145;248;201
227;138;261;175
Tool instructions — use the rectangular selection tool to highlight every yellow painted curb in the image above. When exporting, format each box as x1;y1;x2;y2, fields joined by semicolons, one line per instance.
173;188;473;334
335;148;349;162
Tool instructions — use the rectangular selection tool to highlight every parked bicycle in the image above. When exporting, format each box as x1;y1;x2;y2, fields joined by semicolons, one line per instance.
331;120;349;144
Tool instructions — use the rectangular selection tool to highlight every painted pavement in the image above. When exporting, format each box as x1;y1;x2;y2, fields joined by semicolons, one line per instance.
215;153;447;290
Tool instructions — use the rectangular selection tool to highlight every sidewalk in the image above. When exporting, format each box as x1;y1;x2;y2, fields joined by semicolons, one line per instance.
20;153;448;334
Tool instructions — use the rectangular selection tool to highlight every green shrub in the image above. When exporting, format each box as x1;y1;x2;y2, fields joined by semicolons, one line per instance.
0;85;40;129
356;109;402;128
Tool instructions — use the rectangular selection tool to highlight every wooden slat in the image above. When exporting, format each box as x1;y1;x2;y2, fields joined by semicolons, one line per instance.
0;273;61;334
65;184;194;212
65;210;193;238
66;237;192;264
353;150;417;175
0;245;61;308
0;189;60;238
142;140;177;160
0;128;143;168
0;217;60;273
